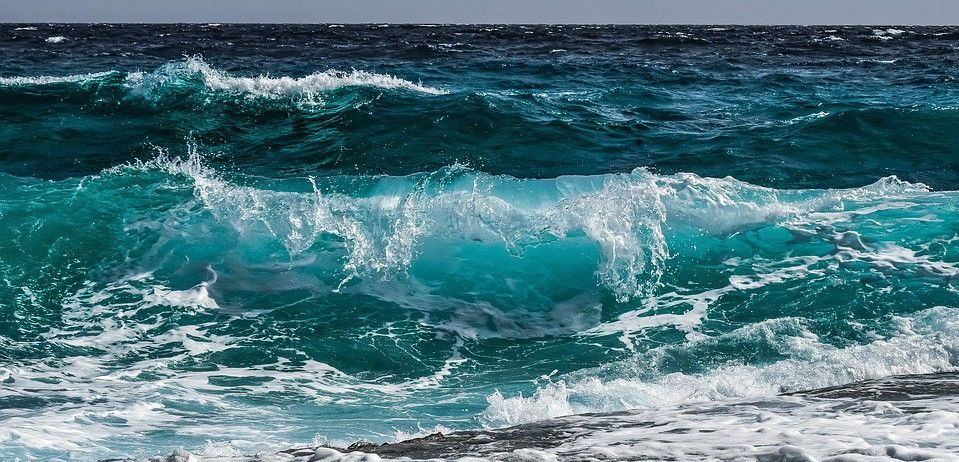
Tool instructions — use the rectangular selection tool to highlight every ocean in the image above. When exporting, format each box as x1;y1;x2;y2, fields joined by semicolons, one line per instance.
1;24;958;461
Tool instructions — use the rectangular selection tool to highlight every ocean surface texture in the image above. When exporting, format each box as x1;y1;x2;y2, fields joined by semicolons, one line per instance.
2;24;959;461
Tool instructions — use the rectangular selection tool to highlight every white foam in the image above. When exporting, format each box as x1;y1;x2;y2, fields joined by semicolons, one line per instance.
527;394;959;462
861;58;898;64
0;57;446;100
586;255;828;338
0;263;420;458
483;306;959;427
143;266;221;310
132;387;959;461
785;111;830;124
0;71;115;86
125;57;447;102
44;35;67;43
871;29;898;41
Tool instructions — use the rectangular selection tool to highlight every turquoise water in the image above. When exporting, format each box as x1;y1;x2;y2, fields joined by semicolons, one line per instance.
1;24;959;460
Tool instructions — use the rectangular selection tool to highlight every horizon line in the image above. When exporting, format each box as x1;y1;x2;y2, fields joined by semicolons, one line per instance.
3;22;957;26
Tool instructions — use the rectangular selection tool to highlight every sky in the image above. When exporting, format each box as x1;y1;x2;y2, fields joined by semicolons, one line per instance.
2;0;959;24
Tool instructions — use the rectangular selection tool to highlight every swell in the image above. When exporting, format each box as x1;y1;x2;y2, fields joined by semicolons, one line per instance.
101;151;947;300
3;58;959;189
3;149;952;316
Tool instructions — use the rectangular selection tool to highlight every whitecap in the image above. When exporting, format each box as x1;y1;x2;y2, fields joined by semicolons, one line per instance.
125;56;448;101
0;57;447;100
785;111;830;124
0;71;116;86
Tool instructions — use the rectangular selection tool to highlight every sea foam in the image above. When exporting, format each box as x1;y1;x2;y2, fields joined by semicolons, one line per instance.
0;71;117;86
125;56;448;101
483;305;959;427
0;57;447;102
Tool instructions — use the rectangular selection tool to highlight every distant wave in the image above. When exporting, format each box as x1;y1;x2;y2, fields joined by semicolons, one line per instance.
125;56;448;99
0;57;447;103
0;71;118;86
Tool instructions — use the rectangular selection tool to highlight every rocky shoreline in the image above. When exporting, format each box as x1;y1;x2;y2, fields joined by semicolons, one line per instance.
116;371;959;462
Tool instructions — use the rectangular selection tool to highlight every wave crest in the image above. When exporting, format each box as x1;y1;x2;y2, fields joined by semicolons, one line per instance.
0;57;447;103
0;71;118;86
125;57;447;102
106;147;938;305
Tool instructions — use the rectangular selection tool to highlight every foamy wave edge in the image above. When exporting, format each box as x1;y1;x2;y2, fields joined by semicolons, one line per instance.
0;71;118;86
483;306;959;427
0;56;447;97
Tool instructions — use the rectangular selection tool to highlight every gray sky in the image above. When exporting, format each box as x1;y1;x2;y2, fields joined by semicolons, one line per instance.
2;0;959;24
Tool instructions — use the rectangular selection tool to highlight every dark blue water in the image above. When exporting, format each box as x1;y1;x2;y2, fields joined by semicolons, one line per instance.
1;24;958;461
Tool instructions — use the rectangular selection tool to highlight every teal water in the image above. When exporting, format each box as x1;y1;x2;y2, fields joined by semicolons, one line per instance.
1;24;959;460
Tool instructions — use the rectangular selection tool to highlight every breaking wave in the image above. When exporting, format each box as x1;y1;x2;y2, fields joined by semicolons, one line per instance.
0;56;447;104
103;148;939;304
